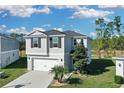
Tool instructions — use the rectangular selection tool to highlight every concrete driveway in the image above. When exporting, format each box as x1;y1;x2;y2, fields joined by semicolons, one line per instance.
3;71;53;88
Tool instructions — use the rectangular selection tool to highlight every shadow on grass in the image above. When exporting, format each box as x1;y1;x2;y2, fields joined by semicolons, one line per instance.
68;78;81;86
3;57;27;69
87;59;115;75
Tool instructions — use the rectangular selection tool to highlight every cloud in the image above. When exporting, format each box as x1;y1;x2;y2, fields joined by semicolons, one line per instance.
98;5;124;9
90;32;96;37
49;5;114;19
0;25;7;33
0;5;51;18
53;28;64;31
41;24;51;27
33;27;46;31
70;7;114;19
7;27;29;35
49;5;81;10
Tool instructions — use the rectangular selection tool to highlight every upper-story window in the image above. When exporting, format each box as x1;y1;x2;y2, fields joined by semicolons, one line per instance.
74;39;82;46
31;37;41;48
53;37;59;47
50;37;61;48
74;39;77;45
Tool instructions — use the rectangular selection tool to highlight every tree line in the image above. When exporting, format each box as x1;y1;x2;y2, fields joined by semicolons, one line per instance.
92;16;124;58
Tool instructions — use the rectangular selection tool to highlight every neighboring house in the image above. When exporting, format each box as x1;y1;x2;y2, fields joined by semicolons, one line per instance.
114;57;124;79
25;30;91;71
0;35;19;68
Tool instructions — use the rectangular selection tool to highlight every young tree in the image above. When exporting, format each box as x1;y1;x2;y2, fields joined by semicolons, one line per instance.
95;18;107;58
70;39;88;74
50;66;68;83
94;16;124;57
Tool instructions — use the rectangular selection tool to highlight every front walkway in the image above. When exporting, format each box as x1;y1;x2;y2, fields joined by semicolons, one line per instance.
3;71;53;88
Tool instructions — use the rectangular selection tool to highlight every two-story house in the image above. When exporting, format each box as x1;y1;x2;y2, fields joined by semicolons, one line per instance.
25;30;91;71
0;35;19;68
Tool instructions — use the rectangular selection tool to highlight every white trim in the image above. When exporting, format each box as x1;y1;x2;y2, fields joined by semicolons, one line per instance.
26;52;48;55
28;53;64;55
0;49;19;54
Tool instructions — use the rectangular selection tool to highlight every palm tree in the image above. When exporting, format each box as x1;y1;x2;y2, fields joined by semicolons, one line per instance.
50;65;68;83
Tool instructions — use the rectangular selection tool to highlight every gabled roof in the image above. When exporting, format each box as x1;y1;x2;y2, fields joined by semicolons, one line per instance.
64;30;86;37
27;30;47;36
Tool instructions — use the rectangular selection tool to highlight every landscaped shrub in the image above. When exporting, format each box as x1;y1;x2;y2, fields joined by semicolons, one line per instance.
114;75;123;84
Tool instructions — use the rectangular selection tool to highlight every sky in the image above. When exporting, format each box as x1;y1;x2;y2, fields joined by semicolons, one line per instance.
0;5;124;38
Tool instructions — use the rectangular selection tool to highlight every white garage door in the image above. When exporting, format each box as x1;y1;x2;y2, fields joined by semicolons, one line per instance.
33;59;59;71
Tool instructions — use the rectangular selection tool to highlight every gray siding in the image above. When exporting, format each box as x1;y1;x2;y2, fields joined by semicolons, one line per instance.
0;36;19;52
0;50;19;68
64;37;73;53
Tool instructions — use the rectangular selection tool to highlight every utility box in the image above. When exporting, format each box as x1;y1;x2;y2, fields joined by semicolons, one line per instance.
114;57;124;78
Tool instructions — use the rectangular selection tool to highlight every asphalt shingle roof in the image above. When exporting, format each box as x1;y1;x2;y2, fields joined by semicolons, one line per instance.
44;30;86;37
28;30;86;37
64;30;86;36
45;30;65;35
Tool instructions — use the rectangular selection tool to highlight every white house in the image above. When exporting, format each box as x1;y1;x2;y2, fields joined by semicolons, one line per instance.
0;35;19;68
25;30;92;71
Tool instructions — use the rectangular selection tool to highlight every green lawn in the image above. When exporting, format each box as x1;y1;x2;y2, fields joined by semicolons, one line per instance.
0;57;27;87
49;58;121;88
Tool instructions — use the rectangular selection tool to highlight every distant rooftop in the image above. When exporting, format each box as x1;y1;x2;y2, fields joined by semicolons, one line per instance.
0;33;18;41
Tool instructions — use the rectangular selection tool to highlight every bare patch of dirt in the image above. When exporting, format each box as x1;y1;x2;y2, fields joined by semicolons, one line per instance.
51;80;68;87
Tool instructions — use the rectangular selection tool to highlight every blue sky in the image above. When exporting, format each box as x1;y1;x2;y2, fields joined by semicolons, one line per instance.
0;5;124;37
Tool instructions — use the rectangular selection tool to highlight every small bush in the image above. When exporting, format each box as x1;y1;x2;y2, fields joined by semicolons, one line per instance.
114;75;123;84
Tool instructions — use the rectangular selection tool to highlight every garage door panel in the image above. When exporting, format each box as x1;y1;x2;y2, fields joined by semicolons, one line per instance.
33;59;59;71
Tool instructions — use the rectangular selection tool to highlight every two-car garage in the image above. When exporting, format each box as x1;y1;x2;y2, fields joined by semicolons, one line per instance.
33;59;59;71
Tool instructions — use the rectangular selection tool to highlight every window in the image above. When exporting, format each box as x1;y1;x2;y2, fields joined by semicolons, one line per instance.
31;37;41;48
53;37;59;47
33;38;38;47
50;37;61;48
74;39;77;45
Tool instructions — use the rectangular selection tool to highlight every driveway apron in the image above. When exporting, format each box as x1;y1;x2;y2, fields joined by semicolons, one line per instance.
3;71;53;88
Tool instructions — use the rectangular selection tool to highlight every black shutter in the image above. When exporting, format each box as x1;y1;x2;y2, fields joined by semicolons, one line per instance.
38;38;41;48
74;39;77;45
31;38;33;48
50;37;52;48
58;37;61;48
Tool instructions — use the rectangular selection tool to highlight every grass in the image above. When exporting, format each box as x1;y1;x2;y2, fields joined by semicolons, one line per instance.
49;58;121;88
0;57;27;87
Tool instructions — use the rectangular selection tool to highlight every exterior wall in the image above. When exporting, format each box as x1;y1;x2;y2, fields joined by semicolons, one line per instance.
26;36;65;70
83;38;92;64
64;37;73;69
116;59;124;78
26;37;48;55
64;53;73;70
64;37;73;53
0;50;19;68
27;54;64;70
0;36;19;68
0;36;19;52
